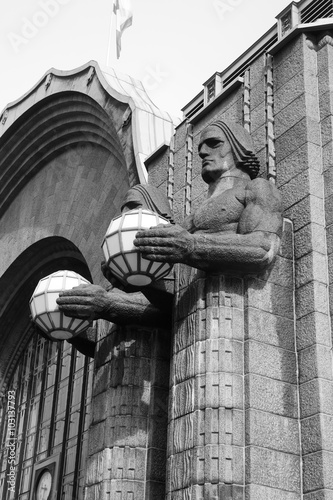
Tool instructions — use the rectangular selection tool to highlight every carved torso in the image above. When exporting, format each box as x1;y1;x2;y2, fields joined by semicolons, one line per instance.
184;182;248;234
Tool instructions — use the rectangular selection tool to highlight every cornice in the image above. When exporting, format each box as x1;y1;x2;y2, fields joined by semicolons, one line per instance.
268;20;333;55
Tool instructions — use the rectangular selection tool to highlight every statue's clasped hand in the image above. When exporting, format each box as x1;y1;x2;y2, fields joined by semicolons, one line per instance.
134;223;195;264
57;284;110;321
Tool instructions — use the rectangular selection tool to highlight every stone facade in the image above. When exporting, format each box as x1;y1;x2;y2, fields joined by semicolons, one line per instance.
144;23;333;500
166;240;298;499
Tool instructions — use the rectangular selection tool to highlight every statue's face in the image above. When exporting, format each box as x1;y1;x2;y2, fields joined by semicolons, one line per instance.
198;126;235;183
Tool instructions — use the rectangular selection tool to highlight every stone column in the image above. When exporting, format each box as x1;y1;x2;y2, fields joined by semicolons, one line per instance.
85;321;170;499
275;32;333;499
244;220;301;499
167;221;301;499
167;266;246;499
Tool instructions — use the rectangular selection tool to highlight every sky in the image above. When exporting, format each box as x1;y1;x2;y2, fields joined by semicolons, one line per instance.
1;0;295;119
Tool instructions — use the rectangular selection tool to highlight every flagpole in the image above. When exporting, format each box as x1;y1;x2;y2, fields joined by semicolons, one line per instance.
106;0;115;67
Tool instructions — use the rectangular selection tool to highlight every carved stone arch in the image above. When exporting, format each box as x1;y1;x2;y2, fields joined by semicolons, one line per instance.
0;62;175;290
0;90;132;220
0;70;144;389
0;92;133;288
0;64;175;486
0;61;175;190
0;236;91;394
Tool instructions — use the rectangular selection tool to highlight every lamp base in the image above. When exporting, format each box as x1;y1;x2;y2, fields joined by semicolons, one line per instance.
49;330;73;340
126;274;152;287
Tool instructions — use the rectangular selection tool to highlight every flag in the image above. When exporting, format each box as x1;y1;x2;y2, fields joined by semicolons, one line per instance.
113;0;133;59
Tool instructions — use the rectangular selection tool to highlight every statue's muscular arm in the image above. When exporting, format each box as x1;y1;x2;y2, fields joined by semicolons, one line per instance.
135;178;283;273
56;180;282;340
55;284;172;357
57;284;172;328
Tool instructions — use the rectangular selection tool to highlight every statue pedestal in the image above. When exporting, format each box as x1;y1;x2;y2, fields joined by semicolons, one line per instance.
167;220;301;499
86;322;170;499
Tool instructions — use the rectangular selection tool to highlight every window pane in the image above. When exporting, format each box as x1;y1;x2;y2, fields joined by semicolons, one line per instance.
24;434;35;460
46;362;57;389
56;383;68;418
43;398;53;425
65;444;77;475
62;482;74;500
68;410;79;439
71;371;83;408
0;331;93;500
60;351;71;381
37;425;49;455
53;419;65;447
20;465;31;493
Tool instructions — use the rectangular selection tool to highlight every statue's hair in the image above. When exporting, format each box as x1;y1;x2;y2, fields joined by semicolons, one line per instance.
121;184;174;223
209;120;260;179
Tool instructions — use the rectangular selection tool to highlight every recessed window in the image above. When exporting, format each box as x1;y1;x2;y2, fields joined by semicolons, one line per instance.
207;80;216;102
281;11;292;36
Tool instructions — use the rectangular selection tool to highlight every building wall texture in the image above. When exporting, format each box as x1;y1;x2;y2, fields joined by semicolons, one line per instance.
145;27;333;499
275;32;333;500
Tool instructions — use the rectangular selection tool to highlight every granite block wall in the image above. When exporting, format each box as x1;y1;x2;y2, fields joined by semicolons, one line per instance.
143;28;333;498
274;32;333;498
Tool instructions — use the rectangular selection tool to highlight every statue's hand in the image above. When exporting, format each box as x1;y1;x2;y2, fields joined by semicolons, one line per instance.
57;284;169;327
57;284;110;321
134;223;194;263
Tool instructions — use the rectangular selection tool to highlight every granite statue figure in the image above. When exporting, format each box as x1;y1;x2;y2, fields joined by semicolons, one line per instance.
56;120;283;328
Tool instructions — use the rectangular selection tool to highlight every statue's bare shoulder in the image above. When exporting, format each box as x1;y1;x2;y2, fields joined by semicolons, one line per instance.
238;178;283;236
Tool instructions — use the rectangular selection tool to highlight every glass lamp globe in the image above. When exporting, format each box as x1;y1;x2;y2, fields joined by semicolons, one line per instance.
29;270;92;340
102;208;173;287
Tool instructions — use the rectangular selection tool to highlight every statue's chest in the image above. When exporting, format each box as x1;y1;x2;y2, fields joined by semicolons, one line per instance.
191;190;245;232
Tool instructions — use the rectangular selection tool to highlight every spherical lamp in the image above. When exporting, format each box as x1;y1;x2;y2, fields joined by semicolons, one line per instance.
29;270;92;340
102;208;173;287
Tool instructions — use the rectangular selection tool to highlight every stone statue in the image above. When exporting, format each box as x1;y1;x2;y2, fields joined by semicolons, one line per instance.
57;120;283;324
135;120;282;273
56;119;284;498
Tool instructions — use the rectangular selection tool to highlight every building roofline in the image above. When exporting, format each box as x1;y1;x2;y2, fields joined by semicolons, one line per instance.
0;61;176;184
268;18;333;54
181;0;333;119
188;77;244;125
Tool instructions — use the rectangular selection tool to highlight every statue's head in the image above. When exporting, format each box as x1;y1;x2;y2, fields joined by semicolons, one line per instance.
121;184;174;223
198;120;260;183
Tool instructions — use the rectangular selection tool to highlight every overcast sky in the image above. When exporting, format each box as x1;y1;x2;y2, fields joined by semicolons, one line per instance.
1;0;294;118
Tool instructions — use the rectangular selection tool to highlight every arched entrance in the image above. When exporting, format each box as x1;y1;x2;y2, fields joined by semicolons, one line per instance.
0;237;94;500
